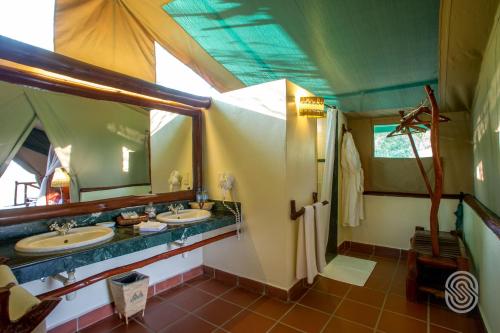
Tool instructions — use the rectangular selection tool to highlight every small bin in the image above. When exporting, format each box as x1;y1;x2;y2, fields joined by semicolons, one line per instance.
108;271;149;324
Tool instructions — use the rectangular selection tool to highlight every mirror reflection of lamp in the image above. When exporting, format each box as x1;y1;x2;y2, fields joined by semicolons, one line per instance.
50;167;70;204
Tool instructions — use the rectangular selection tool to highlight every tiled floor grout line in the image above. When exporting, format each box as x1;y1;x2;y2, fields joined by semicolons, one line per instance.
212;288;270;332
265;281;318;333
319;249;383;332
427;296;431;333
372;252;402;332
159;281;244;332
318;280;353;333
78;257;478;333
309;286;382;310
177;278;283;332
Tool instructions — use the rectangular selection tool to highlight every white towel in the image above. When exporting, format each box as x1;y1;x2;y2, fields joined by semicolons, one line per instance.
296;205;318;284
313;202;327;273
134;221;167;232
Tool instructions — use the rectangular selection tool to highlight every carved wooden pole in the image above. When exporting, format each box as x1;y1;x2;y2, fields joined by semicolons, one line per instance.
425;85;442;256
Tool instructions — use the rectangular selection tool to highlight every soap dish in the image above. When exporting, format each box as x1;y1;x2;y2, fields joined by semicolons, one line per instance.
189;201;214;210
116;214;148;226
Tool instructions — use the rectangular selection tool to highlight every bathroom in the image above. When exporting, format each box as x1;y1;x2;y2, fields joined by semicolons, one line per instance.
0;1;499;333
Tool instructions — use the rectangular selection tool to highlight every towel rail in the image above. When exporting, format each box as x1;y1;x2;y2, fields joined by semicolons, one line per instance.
290;192;328;220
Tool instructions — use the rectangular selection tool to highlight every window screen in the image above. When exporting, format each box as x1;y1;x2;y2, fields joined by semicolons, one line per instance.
374;124;432;158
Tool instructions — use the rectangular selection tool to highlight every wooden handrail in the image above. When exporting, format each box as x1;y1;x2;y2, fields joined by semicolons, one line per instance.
37;230;237;300
463;194;500;238
363;191;461;200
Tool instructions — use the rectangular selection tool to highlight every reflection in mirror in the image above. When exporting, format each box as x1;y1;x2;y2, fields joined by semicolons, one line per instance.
150;110;193;193
0;80;157;210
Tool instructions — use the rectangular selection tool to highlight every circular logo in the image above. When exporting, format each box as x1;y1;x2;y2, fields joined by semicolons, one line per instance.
445;271;479;314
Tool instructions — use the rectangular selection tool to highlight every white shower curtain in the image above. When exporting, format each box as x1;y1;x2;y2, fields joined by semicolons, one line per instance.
318;108;338;271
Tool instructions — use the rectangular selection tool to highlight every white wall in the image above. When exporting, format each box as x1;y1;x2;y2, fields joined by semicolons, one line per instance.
341;195;459;249
463;203;500;333
22;234;203;330
202;79;317;290
151;112;193;193
285;81;318;288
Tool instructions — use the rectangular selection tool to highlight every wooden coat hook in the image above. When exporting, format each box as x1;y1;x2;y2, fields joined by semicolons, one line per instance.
290;192;329;220
342;124;351;134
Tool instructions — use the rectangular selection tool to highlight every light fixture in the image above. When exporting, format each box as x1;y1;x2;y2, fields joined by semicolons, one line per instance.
51;167;70;188
299;96;326;118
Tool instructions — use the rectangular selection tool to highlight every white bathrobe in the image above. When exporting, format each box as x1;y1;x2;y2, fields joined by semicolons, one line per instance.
341;132;364;227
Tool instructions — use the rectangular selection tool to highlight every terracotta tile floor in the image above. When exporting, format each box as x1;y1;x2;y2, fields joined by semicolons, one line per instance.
81;252;485;333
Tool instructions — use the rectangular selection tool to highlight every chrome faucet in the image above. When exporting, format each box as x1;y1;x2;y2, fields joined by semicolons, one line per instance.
49;220;77;236
168;204;184;215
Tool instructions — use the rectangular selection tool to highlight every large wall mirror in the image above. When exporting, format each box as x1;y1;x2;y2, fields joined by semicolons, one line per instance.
0;36;206;224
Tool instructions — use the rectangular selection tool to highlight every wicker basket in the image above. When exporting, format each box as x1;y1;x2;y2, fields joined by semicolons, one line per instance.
108;272;149;325
116;214;148;226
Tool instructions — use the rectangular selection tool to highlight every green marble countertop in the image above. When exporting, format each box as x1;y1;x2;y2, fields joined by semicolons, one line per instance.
1;210;236;284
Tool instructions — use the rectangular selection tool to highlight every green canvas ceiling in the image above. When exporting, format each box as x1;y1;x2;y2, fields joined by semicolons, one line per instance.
164;0;439;112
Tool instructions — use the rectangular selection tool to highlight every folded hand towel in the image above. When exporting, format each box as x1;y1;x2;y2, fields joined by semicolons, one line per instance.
134;221;167;232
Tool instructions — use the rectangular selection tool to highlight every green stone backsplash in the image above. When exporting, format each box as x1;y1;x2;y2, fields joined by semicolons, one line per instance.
0;200;236;242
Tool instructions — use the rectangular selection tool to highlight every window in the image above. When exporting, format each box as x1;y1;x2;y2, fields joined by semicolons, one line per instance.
374;124;432;158
155;42;217;96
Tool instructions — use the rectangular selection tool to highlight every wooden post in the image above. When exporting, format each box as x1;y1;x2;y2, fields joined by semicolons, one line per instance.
425;85;442;257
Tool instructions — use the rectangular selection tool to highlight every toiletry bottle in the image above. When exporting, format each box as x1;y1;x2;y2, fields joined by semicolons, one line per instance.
196;188;203;203
145;202;156;219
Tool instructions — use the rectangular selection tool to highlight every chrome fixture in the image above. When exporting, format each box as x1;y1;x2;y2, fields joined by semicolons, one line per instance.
49;220;77;236
52;270;77;301
168;204;184;215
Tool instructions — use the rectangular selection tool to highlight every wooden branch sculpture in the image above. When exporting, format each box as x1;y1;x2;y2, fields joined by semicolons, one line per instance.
387;85;450;256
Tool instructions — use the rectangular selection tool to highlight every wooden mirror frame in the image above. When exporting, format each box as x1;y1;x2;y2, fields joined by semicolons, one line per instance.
0;36;209;226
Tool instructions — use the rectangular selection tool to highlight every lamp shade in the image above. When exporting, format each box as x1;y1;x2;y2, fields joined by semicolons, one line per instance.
299;96;325;118
51;168;70;188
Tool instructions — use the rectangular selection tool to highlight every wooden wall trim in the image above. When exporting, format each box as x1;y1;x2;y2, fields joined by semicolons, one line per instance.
463;194;500;238
0;36;211;109
363;191;461;200
79;183;151;193
0;67;201;117
0;191;194;227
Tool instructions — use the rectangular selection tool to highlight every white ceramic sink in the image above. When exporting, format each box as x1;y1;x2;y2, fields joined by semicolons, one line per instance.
15;226;114;254
156;209;211;224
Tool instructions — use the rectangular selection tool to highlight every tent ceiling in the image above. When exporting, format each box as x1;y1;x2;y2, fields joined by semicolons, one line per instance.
164;0;440;112
35;0;500;114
